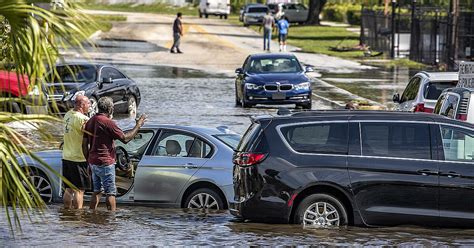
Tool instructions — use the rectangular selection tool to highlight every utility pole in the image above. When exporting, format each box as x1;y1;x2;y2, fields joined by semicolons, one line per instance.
409;0;417;61
390;0;396;58
448;0;460;69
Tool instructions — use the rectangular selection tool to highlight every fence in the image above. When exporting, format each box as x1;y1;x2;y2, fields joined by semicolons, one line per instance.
361;3;474;68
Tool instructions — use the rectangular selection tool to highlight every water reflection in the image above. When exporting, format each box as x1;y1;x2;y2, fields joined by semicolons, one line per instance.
2;205;474;246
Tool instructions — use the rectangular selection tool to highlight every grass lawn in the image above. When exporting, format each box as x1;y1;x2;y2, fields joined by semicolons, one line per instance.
226;16;425;67
226;16;363;59
288;25;362;59
82;3;197;16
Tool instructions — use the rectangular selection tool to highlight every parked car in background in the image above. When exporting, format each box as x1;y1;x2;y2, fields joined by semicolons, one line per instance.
434;87;474;124
19;124;241;210
393;71;458;113
231;110;474;228
267;3;308;23
46;63;141;116
0;70;48;114
242;4;269;26
235;53;313;109
199;0;230;19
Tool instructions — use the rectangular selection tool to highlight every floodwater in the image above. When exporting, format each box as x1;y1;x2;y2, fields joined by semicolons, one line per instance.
6;39;469;245
2;205;474;246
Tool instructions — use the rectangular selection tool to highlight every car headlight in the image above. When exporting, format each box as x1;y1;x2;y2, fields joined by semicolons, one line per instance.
63;90;85;101
28;85;41;96
245;83;262;90
294;82;311;91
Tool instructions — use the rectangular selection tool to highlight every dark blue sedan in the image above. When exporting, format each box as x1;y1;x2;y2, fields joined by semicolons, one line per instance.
234;53;313;109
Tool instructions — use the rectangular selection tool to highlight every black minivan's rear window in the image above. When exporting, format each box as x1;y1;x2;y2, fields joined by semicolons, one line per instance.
280;123;348;155
237;122;261;152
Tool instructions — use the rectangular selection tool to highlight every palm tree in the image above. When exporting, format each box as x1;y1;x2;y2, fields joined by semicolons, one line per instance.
0;0;93;231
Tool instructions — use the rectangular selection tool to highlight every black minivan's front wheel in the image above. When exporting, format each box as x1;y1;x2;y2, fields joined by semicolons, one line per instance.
294;194;348;227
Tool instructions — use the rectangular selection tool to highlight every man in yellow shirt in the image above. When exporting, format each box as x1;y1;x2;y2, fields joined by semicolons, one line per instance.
62;95;91;209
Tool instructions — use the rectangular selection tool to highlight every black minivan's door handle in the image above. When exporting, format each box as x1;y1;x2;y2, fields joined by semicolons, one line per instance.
417;169;439;176
440;171;461;178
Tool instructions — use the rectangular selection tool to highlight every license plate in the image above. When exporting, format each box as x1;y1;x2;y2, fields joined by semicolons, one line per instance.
272;92;286;100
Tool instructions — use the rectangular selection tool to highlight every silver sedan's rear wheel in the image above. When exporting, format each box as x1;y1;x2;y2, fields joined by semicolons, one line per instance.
185;188;224;210
23;171;53;203
294;193;348;227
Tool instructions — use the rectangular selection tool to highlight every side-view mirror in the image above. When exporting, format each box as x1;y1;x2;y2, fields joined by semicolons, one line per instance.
102;77;113;84
235;68;243;74
393;93;400;103
305;66;314;72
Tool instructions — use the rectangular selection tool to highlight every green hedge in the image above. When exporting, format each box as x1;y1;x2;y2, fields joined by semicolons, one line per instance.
322;3;362;25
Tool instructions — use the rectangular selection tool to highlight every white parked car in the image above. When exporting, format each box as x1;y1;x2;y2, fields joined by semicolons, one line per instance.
393;71;458;113
199;0;230;19
434;87;474;124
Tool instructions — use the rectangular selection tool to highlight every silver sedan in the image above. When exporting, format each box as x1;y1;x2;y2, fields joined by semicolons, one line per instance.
19;124;241;210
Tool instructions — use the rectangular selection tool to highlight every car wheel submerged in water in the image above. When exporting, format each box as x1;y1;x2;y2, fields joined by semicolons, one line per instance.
185;188;224;210
294;194;348;227
23;170;53;203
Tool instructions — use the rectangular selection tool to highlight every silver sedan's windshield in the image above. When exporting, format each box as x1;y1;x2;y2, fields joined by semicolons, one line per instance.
247;57;303;74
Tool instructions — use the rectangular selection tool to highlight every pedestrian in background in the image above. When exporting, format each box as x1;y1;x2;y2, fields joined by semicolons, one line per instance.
274;3;285;21
62;95;91;209
261;10;275;52
277;16;289;52
170;12;184;54
83;97;146;211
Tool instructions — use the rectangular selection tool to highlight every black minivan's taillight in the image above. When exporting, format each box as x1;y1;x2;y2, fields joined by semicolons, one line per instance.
233;152;267;167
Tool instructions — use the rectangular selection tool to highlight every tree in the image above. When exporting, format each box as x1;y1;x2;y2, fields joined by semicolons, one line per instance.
0;0;92;231
306;0;328;25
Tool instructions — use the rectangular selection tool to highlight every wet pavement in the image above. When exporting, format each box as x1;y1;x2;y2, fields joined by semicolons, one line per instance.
5;27;463;245
2;205;474;246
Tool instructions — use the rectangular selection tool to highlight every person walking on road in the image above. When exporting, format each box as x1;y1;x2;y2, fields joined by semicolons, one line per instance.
277;16;289;52
261;10;275;51
170;12;184;54
83;97;146;211
62;95;91;209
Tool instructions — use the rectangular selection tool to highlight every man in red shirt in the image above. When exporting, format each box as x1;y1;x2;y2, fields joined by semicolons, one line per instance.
83;97;146;211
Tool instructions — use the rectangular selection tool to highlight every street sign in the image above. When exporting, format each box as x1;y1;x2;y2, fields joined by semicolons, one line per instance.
458;62;474;88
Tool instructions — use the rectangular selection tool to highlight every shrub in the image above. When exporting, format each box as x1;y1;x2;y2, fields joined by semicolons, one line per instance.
322;3;362;24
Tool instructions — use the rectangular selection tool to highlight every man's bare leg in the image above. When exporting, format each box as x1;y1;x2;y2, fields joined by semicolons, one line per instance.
106;195;116;211
89;192;102;210
63;188;74;209
73;190;85;209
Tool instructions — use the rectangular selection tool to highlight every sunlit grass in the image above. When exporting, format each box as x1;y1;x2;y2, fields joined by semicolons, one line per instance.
83;2;198;16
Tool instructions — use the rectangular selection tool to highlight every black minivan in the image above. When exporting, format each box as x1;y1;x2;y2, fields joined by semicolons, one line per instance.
231;111;474;228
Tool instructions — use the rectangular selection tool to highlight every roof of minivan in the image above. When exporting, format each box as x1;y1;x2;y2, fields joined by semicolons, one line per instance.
253;110;474;128
417;71;458;81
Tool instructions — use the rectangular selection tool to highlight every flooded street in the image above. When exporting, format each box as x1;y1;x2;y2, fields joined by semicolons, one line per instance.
2;205;474;246
5;10;472;245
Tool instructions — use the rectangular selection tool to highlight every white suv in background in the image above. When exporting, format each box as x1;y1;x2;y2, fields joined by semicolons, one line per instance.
199;0;230;19
393;71;458;113
434;87;474;124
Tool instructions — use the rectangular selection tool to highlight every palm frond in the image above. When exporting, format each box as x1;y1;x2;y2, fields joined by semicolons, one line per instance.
0;0;95;233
